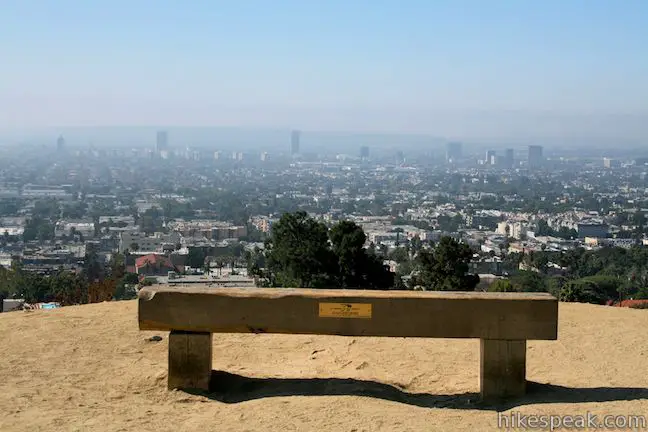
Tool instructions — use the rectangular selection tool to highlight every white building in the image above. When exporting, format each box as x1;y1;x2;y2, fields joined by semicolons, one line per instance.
54;222;95;239
119;231;181;253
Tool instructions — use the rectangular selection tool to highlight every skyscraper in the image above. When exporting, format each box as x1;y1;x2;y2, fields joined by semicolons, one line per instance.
528;145;544;169
603;157;617;169
485;150;496;165
360;146;370;159
56;135;66;152
290;130;300;155
504;148;515;169
156;131;168;153
445;142;462;163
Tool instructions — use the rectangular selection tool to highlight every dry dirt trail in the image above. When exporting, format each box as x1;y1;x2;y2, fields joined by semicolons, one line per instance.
1;301;647;431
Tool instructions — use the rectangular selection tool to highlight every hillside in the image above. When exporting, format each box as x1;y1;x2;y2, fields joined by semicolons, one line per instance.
1;301;647;432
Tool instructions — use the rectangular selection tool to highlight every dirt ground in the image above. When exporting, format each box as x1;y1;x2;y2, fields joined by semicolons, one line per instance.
1;300;647;432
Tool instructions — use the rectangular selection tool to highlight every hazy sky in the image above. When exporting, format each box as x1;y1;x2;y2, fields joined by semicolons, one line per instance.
1;0;647;139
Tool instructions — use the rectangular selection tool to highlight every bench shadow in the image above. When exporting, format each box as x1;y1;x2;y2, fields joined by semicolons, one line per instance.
183;371;648;411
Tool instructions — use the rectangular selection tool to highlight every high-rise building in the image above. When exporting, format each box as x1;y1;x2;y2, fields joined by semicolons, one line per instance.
603;157;616;169
396;150;405;164
56;135;66;152
290;130;300;155
504;148;515;169
156;131;168;153
360;146;370;159
528;145;544;169
445;142;462;163
485;150;496;165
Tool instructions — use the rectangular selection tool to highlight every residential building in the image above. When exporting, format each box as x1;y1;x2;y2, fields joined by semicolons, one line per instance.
135;254;176;276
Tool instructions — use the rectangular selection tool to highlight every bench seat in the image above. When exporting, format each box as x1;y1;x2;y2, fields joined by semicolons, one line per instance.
138;286;558;401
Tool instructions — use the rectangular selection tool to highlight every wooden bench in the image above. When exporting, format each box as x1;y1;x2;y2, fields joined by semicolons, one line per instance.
138;286;558;400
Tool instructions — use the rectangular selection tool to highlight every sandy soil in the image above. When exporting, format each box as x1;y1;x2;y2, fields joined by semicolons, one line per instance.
1;300;647;432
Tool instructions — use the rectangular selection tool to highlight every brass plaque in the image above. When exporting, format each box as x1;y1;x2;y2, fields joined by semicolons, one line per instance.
319;302;372;319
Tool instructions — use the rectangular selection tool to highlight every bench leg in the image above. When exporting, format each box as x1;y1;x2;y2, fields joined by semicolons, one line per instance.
168;330;213;392
480;339;526;401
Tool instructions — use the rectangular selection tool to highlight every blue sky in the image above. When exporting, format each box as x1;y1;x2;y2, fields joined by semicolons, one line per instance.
1;0;647;138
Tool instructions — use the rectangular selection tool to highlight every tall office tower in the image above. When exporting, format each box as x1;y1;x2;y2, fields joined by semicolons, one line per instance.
290;130;300;155
603;157;616;169
56;135;66;152
504;148;515;169
156;131;168;153
485;150;496;165
396;150;405;164
360;146;370;159
445;142;462;163
528;145;544;169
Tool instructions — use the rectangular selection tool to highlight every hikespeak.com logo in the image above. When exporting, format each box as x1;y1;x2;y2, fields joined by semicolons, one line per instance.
498;411;647;430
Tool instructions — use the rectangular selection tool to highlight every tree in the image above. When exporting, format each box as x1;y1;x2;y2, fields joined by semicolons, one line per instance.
23;217;55;242
410;235;423;255
509;271;547;292
410;236;479;291
263;211;336;288
114;272;139;300
389;247;409;264
83;246;105;283
139;207;164;234
488;279;515;292
393;275;408;290
392;227;404;246
13;271;55;303
559;276;621;305
50;271;89;305
329;220;393;289
88;279;116;303
536;219;552;236
109;253;126;280
186;247;206;269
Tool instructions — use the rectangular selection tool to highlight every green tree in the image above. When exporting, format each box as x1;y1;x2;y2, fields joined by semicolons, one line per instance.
559;276;621;304
488;279;515;292
23;217;55;242
50;271;89;305
410;236;479;291
329;220;393;289
139;207;164;234
263;211;336;288
389;247;409;264
114;272;139;300
509;271;547;292
186;247;206;269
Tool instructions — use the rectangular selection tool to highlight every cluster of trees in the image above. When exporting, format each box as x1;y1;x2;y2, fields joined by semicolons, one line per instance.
247;211;480;291
250;212;394;289
244;211;648;305
535;219;578;240
491;246;648;304
0;253;140;305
